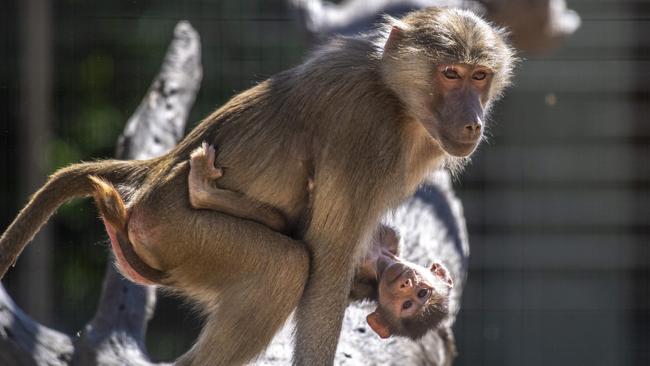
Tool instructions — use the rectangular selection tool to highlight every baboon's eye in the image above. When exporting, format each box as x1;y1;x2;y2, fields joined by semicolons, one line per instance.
473;71;487;80
417;289;429;298
442;69;461;79
402;300;413;310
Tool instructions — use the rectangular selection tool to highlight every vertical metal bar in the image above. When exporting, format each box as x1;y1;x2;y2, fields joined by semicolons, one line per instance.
17;0;53;324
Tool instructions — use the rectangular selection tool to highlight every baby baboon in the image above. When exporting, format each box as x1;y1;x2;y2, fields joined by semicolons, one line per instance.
351;226;453;340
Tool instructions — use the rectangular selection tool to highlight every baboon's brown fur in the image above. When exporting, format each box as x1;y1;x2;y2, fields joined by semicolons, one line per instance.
0;8;514;366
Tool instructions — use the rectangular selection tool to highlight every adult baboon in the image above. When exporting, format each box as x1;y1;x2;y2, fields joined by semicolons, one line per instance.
0;8;515;366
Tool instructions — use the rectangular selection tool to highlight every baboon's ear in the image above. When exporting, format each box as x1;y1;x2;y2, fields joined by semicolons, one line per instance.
430;262;453;288
366;310;392;339
383;26;405;55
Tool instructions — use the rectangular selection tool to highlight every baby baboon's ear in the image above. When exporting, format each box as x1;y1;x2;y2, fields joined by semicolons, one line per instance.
366;310;392;339
430;262;453;288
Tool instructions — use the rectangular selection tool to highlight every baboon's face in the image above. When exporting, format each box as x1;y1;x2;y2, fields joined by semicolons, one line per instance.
381;8;516;158
425;63;493;157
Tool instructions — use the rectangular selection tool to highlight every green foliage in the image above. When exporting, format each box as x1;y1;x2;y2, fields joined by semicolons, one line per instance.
79;52;115;91
71;104;123;151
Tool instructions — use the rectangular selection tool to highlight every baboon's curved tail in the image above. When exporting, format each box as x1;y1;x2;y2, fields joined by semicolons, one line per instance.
0;160;147;278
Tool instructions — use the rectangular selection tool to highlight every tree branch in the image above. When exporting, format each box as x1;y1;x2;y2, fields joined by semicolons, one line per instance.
289;0;580;54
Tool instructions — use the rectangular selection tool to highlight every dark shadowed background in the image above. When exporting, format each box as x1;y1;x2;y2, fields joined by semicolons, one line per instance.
0;0;648;365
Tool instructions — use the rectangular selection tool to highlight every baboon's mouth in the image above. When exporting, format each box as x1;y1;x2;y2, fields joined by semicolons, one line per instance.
439;134;480;157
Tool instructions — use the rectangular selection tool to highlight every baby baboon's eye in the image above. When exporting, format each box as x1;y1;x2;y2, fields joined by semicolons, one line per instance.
417;289;429;298
402;300;413;310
